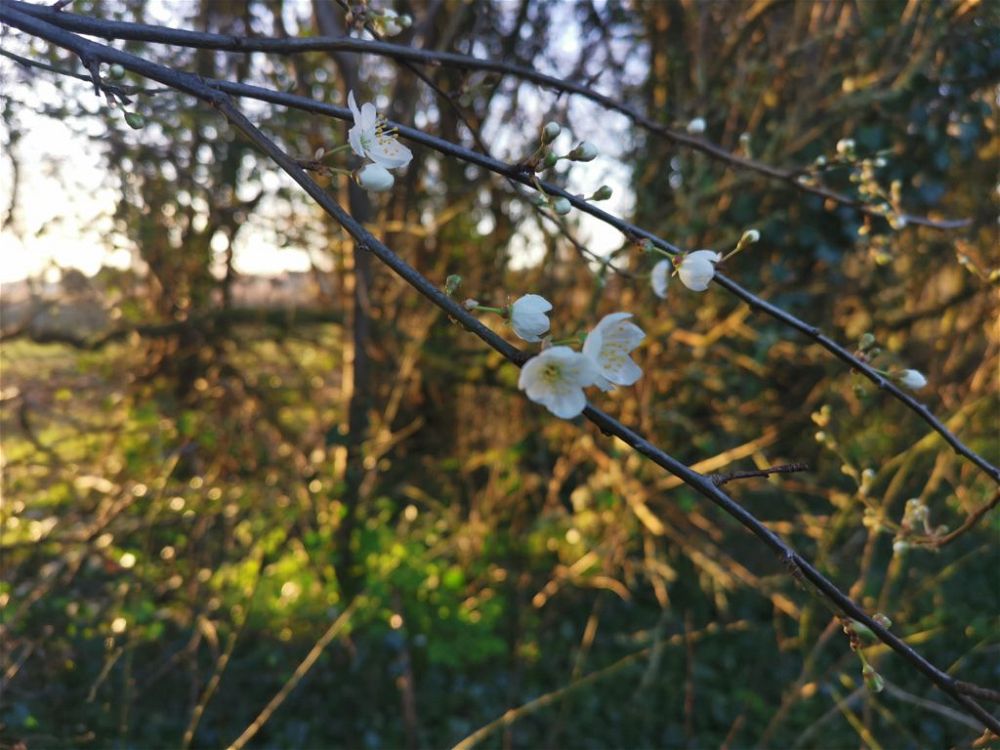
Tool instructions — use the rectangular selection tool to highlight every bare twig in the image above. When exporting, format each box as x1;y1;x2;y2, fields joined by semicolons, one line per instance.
711;463;810;487
914;491;1000;549
225;599;359;750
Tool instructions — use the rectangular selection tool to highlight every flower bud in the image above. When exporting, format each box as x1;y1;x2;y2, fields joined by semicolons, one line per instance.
355;163;395;192
551;196;572;215
686;117;706;135
872;613;892;628
836;138;855;156
740;228;760;245
541;121;561;143
444;274;462;295
542;151;559;169
462;298;480;311
568;141;597;162
109;63;126;80
590;185;613;201
862;664;885;693
897;369;926;390
123;111;146;129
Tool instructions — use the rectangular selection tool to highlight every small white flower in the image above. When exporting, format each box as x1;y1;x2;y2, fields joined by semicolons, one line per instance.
676;250;722;292
509;294;552;342
583;312;645;391
518;346;599;419
355;163;395;192
347;91;413;169
380;9;403;36
686;117;707;134
651;259;671;299
898;369;927;390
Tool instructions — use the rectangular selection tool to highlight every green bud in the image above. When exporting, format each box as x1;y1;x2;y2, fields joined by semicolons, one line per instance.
551;196;572;215
444;274;462;295
541;121;561;144
109;63;126;80
862;664;884;693
858;332;876;350
590;185;613;201
872;613;892;628
542;151;559;169
123;111;146;129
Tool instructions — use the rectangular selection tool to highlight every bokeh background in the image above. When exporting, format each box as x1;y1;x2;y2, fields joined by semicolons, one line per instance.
2;1;998;747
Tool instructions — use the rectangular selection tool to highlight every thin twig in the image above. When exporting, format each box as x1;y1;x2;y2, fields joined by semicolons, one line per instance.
225;599;359;750
711;463;810;487
914;491;1000;549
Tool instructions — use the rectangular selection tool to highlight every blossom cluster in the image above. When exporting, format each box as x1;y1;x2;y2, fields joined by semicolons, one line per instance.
505;296;645;419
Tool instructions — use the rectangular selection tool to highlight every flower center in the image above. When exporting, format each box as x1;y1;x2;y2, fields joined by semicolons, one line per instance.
541;363;562;384
601;343;627;368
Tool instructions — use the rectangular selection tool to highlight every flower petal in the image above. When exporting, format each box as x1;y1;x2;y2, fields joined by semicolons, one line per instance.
651;259;671;299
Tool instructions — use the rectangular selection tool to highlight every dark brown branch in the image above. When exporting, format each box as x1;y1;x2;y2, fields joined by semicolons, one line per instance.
955;681;1000;705
711;463;810;487
914;491;1000;549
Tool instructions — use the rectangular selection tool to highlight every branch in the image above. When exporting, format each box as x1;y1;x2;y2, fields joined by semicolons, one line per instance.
4;6;997;733
710;463;810;487
913;490;1000;549
4;0;970;230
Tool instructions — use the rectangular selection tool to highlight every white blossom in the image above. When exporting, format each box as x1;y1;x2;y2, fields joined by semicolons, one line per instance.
355;163;395;192
651;259;671;299
676;250;722;292
898;369;927;390
347;91;413;169
380;9;403;36
518;346;598;419
686;117;706;134
583;312;645;391
509;294;552;342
